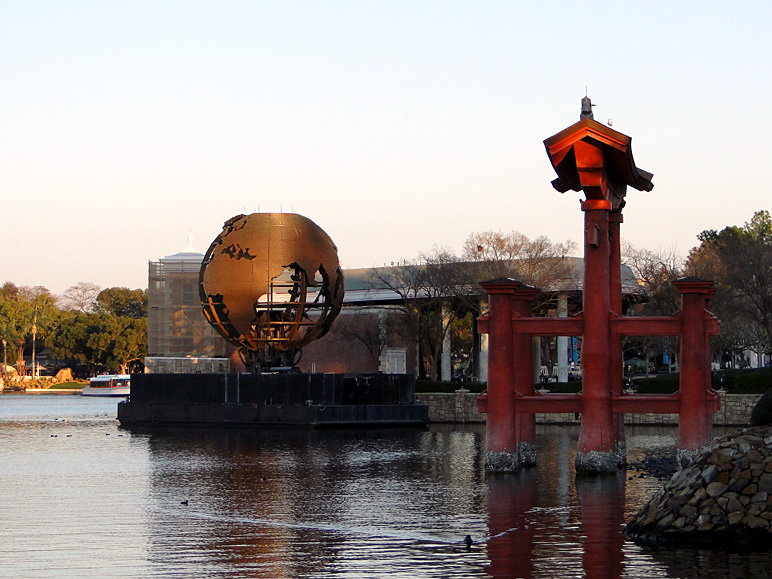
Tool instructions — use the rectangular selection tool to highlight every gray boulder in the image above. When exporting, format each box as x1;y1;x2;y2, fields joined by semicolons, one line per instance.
626;425;772;549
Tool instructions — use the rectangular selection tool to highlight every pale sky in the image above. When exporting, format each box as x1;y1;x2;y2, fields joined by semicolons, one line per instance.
2;1;771;295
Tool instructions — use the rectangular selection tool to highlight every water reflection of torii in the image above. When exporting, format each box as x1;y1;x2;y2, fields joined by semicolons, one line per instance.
485;436;625;579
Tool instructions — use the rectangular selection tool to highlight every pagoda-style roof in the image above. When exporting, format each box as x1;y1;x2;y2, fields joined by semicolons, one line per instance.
544;117;653;205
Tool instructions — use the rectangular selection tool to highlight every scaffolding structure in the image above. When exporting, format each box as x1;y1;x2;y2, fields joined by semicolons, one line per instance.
147;250;229;362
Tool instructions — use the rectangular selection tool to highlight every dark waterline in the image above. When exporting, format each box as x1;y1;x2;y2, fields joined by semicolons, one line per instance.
1;394;771;578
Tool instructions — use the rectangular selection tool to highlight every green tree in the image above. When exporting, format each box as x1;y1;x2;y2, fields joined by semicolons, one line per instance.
107;316;147;373
95;287;148;319
50;312;147;374
49;311;92;364
688;210;772;365
0;283;57;374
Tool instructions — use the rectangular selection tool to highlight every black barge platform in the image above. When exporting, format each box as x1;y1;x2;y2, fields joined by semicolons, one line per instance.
117;373;428;428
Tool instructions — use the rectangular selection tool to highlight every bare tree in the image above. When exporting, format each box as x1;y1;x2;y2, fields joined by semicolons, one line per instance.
461;231;580;377
622;242;684;315
59;282;102;313
369;247;478;381
332;311;386;361
462;230;578;291
621;242;686;375
368;232;579;381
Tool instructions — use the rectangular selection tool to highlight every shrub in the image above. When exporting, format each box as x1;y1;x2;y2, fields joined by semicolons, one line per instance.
711;367;772;394
546;380;582;393
417;368;772;395
415;380;486;394
24;378;53;389
634;374;680;394
750;389;772;426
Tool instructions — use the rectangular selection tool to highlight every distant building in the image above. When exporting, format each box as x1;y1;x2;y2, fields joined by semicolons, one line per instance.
300;259;646;382
144;246;644;380
146;240;231;373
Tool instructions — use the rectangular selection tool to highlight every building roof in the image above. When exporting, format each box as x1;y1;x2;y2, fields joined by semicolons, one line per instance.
160;250;205;262
341;257;643;305
150;237;206;274
160;237;204;262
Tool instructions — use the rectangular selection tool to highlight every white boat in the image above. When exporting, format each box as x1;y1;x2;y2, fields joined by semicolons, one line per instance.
82;374;131;397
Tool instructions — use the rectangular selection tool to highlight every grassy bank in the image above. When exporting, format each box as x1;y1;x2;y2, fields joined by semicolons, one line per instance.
47;381;86;390
6;379;87;390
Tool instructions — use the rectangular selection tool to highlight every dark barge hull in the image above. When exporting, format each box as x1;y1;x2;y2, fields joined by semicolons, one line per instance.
117;373;428;428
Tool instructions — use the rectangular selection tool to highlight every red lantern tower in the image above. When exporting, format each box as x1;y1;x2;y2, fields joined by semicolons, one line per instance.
477;99;721;473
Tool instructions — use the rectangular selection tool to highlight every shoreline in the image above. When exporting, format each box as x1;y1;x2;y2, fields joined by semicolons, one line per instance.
3;388;83;395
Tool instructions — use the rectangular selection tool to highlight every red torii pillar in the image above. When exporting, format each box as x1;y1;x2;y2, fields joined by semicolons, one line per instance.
675;278;717;466
609;210;627;462
544;105;654;472
578;197;621;472
480;279;539;471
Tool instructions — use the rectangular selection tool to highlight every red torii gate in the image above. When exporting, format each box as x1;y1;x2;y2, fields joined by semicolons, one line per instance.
477;101;721;473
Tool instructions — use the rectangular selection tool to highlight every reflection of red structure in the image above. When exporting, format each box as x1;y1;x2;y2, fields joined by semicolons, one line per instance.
484;441;628;578
478;101;721;472
576;475;626;578
485;469;537;579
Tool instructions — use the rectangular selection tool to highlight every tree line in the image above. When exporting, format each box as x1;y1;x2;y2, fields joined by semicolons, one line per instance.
618;210;772;372
0;282;148;377
3;210;770;381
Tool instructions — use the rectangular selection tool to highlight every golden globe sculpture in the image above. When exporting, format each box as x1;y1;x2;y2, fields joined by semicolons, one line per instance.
199;213;344;371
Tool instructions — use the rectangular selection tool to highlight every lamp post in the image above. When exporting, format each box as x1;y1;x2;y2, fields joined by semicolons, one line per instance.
31;313;37;379
1;338;6;379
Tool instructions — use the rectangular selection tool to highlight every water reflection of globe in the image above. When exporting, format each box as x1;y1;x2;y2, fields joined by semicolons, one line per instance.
199;213;344;370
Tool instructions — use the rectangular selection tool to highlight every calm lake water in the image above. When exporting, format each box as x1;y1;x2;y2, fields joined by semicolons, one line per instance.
2;394;772;578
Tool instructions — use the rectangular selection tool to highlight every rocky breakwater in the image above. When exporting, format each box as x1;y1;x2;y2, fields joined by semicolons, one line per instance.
626;426;772;549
